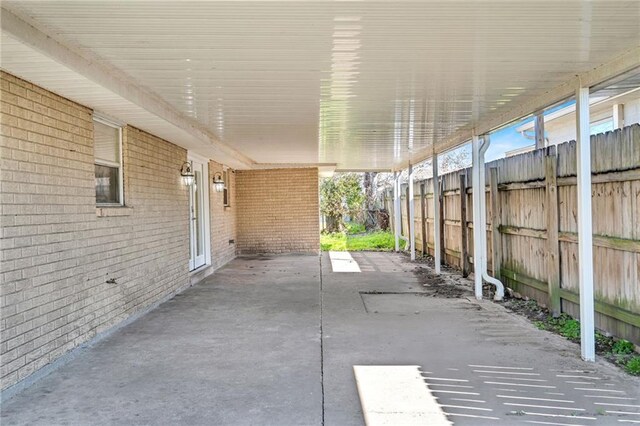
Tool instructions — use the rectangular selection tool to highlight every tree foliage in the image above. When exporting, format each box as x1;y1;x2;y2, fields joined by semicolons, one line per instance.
320;173;365;233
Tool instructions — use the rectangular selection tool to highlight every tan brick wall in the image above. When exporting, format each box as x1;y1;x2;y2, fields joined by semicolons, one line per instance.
209;161;237;269
0;72;190;390
235;168;320;254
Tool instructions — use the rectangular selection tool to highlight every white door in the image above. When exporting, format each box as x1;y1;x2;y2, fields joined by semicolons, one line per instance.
188;158;209;271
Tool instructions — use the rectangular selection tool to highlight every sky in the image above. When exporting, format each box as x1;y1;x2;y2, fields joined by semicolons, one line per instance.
484;99;577;162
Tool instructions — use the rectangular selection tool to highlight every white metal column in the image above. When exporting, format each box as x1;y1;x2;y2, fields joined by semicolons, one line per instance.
432;155;441;274
408;164;416;261
576;86;596;362
534;111;545;149
393;171;401;252
612;104;624;130
471;135;483;299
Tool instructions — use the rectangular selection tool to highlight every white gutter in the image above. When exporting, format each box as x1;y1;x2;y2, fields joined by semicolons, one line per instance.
472;134;505;301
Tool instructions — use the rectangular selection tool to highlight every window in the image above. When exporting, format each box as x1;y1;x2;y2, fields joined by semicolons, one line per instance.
94;116;123;205
223;168;230;207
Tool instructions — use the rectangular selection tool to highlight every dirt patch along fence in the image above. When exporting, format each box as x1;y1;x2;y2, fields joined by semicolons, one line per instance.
385;124;640;345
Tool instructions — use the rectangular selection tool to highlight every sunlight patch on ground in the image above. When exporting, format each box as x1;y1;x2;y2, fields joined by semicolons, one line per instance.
353;365;452;426
329;251;361;272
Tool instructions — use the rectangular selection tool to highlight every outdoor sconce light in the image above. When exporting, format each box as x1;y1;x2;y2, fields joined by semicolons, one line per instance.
212;172;225;192
180;161;195;186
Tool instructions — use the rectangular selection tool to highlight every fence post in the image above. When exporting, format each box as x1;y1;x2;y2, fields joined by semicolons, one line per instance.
545;147;561;316
490;168;502;280
420;182;426;256
460;173;470;277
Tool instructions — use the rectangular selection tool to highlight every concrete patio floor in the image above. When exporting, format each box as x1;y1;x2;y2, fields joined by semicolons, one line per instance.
1;252;639;425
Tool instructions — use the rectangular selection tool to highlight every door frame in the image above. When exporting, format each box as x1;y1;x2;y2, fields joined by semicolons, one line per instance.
187;152;212;271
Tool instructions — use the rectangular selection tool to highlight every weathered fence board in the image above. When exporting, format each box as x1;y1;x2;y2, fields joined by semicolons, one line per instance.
385;124;640;344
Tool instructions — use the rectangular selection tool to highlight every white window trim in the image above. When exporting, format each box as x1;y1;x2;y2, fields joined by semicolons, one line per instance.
93;114;124;207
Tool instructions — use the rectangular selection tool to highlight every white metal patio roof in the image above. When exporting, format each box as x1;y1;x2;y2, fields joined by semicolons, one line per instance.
2;1;639;171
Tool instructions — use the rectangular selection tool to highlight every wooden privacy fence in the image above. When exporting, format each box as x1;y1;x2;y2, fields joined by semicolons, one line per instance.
385;124;640;345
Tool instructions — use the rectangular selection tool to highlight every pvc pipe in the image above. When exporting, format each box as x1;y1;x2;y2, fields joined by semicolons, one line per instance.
472;134;505;301
409;164;416;260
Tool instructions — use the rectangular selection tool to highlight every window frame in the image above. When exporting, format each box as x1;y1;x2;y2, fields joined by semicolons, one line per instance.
93;114;124;206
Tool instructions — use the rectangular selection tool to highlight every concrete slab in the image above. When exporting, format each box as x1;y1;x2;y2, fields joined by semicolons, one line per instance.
321;252;640;426
1;255;323;426
1;252;638;426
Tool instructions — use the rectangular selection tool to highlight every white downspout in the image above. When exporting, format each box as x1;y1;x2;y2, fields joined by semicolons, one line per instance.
472;134;505;301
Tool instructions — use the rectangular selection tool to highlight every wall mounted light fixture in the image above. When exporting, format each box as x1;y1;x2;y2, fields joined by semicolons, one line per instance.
180;161;195;186
212;172;225;192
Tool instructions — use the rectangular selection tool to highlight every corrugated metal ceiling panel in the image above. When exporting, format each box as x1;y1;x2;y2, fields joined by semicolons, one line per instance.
2;1;639;169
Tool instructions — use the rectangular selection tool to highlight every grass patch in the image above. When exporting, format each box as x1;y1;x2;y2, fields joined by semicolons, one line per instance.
320;231;395;251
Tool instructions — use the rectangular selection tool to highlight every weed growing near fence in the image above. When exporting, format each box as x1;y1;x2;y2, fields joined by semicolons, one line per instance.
503;297;639;376
626;357;640;375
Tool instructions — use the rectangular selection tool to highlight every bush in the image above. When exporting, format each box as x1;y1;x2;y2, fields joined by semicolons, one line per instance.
612;339;635;355
559;319;581;340
625;357;640;375
345;223;366;234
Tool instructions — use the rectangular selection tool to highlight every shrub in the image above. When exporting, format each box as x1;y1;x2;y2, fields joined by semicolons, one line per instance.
559;319;581;340
345;223;366;234
625;357;640;375
612;339;635;355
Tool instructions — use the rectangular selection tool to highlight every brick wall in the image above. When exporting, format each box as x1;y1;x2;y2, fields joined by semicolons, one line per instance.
209;161;237;269
0;71;190;391
235;168;319;254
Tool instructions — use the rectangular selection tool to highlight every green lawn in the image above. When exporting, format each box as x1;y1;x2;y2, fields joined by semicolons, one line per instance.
320;231;395;251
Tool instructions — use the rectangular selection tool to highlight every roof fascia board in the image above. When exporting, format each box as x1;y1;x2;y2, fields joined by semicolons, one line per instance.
1;7;255;168
403;47;640;169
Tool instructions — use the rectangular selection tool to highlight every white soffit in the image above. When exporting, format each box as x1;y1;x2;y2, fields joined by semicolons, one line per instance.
1;1;640;171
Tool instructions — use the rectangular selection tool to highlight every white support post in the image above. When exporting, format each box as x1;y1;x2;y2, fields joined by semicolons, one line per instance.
613;104;624;130
471;134;483;299
432;156;441;274
409;164;416;261
534;111;545;149
393;171;401;252
576;86;596;362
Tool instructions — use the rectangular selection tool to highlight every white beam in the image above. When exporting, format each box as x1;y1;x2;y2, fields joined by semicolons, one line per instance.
404;46;640;168
534;111;546;149
1;8;254;169
409;165;416;261
394;172;401;252
576;86;596;362
432;156;441;274
612;104;625;130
